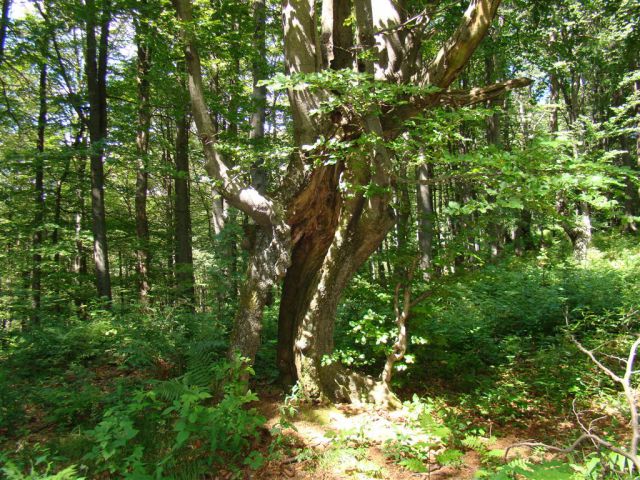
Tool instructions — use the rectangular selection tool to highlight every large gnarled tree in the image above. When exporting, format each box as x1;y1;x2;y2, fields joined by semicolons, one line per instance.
173;0;531;403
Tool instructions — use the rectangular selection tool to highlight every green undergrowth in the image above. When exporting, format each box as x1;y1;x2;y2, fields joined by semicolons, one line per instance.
1;235;639;478
0;305;270;479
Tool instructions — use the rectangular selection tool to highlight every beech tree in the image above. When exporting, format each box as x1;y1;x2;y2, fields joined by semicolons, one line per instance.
85;0;112;301
174;0;531;402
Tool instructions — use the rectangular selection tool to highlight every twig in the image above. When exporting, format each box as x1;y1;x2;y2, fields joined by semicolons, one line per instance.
504;434;639;469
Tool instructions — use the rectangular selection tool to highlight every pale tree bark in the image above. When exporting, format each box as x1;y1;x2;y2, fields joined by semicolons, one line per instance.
174;0;291;366
134;12;152;304
85;0;112;301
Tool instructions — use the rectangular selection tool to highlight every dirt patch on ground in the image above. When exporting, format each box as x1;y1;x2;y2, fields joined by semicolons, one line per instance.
250;390;536;480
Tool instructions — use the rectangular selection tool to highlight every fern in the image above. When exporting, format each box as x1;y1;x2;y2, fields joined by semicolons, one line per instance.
399;457;428;473
152;378;192;402
461;434;489;451
436;448;464;467
1;463;83;480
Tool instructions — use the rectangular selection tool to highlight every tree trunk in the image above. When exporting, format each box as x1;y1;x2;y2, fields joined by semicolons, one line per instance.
174;102;195;307
73;153;88;279
416;162;435;276
0;0;10;67
134;17;152;304
550;73;560;133
175;0;519;403
32;54;47;323
395;162;411;278
250;0;267;141
277;166;343;385
85;0;112;301
625;78;640;233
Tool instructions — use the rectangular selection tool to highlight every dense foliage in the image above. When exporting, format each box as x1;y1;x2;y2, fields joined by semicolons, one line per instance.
0;0;639;478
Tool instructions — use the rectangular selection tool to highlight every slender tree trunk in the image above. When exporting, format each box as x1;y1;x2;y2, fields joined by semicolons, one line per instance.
550;73;560;133
250;0;267;142
0;0;10;67
52;142;74;264
395;162;411;278
31;55;47;323
174;103;195;307
163;142;175;304
211;189;225;234
485;51;507;257
636;78;640;169
73;153;88;277
85;0;112;301
416;162;435;276
249;0;269;195
625;78;640;233
134;18;152;304
485;49;501;146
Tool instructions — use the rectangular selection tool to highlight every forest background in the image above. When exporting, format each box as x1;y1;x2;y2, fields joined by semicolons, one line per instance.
0;0;639;478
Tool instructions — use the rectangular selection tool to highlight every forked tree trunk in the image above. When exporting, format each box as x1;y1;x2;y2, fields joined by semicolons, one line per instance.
176;0;526;403
279;151;395;403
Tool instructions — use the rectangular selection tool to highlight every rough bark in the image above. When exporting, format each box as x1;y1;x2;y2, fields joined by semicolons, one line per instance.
134;14;152;304
85;0;112;301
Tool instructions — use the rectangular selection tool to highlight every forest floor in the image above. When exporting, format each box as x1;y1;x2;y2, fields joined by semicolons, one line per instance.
248;388;546;480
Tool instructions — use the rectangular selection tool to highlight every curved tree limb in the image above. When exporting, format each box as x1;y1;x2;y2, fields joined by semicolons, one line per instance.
421;0;502;90
173;0;284;229
173;0;291;367
381;77;532;137
438;77;533;107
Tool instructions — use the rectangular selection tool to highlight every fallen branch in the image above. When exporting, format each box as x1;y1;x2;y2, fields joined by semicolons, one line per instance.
504;434;639;469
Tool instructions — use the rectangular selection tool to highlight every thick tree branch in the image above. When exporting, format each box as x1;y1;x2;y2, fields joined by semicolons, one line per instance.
173;0;283;229
438;77;533;107
381;77;531;137
422;0;501;89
